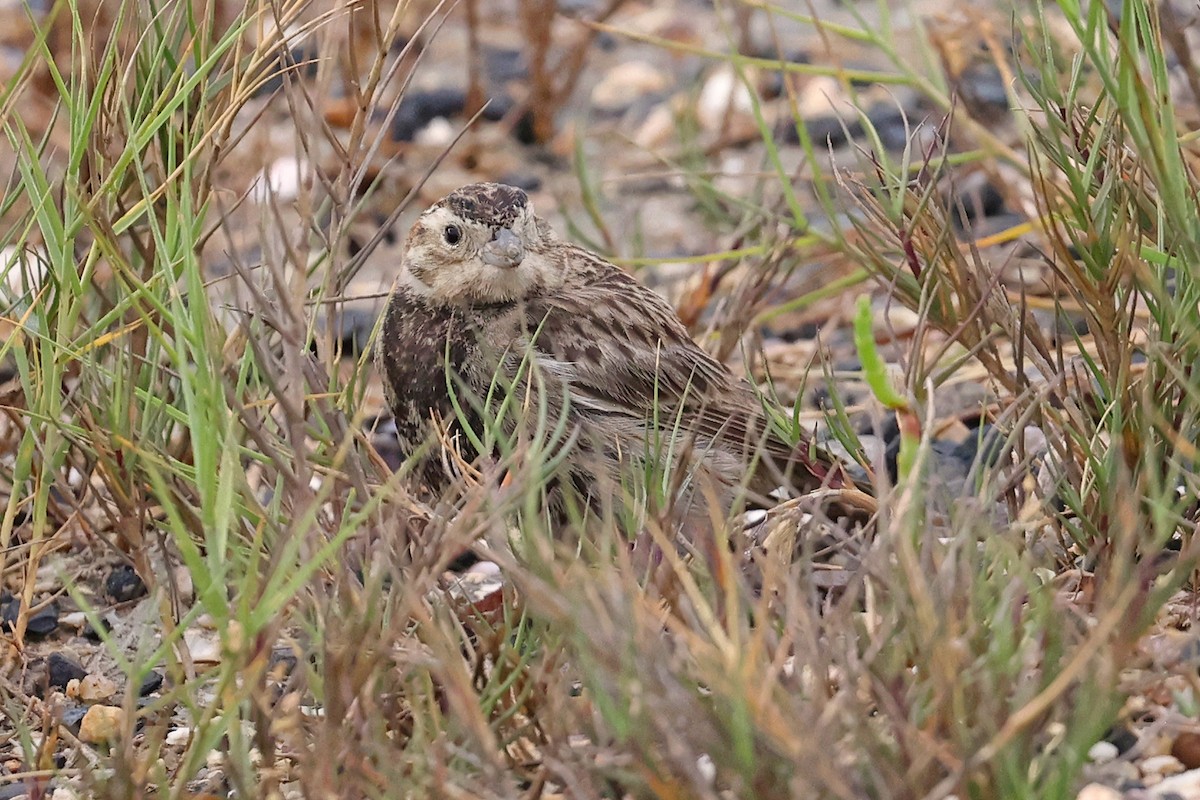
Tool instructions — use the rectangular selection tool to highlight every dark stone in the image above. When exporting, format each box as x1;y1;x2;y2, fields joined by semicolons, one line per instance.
866;104;918;151
269;649;299;679
60;703;87;732
483;47;527;82
83;614;111;642
776;115;860;148
1105;725;1139;754
958;62;1010;118
321;307;379;360
480;93;517;121
46;652;87;690
0;780;39;799
446;549;481;572
950;180;1007;229
391;88;467;141
105;564;147;603
1;592;16;629
138;670;164;696
954;424;1007;469
765;319;822;344
368;416;405;473
254;46;320;98
594;31;618;51
1;595;58;637
25;601;59;637
510;108;540;145
497;172;542;192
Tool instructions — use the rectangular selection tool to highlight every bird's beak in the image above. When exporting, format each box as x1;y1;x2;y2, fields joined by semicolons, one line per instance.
481;227;524;269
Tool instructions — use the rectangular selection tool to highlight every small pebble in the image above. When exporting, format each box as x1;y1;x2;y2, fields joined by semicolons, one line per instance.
164;727;194;747
138;670;164;697
391;88;466;142
483;46;526;82
1088;740;1120;764
319;306;378;360
1075;784;1122;800
46;652;87;691
82;615;111;642
3;594;32;634
0;781;35;800
59;704;87;732
1172;732;1200;769
183;628;221;664
78;705;125;744
105;565;147;603
497;172;542;193
413;116;456;147
590;61;669;111
697;66;754;134
1146;767;1200;797
249;156;307;203
77;674;118;703
59;611;87;629
1107;725;1140;755
1142;754;1185;777
25;601;59;637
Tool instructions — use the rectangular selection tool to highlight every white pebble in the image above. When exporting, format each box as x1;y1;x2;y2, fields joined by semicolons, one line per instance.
695;753;716;785
250;156;307;203
165;727;195;747
1142;754;1185;777
697;66;754;132
1087;741;1119;764
1075;784;1122;800
414;116;456;148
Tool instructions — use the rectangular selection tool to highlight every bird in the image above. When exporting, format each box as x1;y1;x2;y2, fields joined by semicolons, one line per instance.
374;182;852;518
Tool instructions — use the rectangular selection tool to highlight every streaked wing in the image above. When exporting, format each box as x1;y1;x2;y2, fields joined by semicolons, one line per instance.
516;258;837;490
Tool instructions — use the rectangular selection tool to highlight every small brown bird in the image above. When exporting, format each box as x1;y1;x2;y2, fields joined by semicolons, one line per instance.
375;183;849;514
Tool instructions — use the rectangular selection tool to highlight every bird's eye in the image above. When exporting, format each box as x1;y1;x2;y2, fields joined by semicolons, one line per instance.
443;225;461;246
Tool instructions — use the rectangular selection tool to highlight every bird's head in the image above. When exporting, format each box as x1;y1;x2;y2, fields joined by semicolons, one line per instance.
399;183;562;306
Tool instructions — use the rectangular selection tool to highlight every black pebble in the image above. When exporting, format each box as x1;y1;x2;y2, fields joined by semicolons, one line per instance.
483;46;527;82
254;46;319;97
1105;724;1139;755
776;115;860;148
60;703;87;732
0;781;41;800
369;416;405;472
509;108;540;145
105;564;148;603
951;181;1007;229
480;93;517;121
958;62;1010;118
325;307;379;360
1;595;58;637
25;600;59;637
0;592;16;629
391;88;468;141
954;423;1007;469
46;651;87;690
139;670;165;696
83;614;112;642
497;172;542;192
866;104;918;151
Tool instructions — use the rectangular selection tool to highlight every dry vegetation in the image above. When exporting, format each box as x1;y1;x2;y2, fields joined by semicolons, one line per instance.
1;0;1200;798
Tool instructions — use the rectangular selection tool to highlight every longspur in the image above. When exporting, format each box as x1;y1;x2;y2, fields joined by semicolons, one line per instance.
375;183;850;511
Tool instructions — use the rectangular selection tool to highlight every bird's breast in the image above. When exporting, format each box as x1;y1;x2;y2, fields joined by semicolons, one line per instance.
377;290;483;436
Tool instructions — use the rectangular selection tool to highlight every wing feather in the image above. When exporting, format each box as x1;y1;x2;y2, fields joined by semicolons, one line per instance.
502;256;840;492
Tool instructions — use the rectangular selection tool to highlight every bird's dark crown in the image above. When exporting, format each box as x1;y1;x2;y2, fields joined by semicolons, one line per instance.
438;183;528;230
